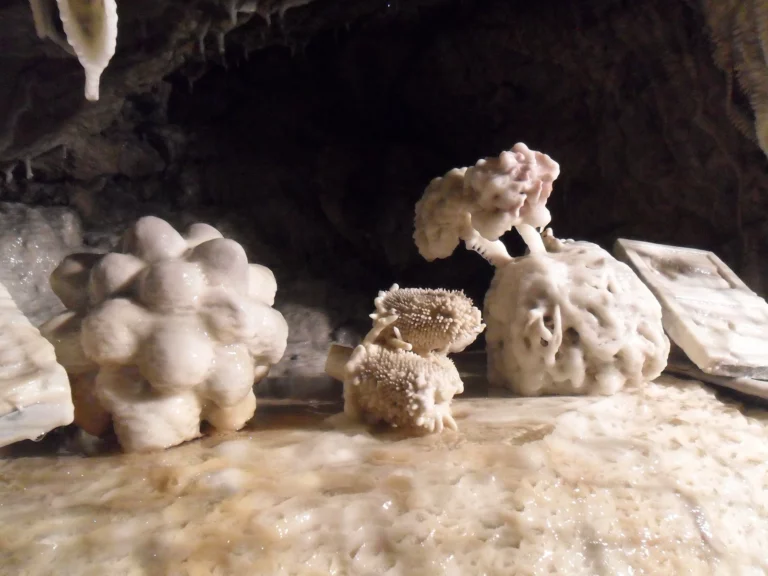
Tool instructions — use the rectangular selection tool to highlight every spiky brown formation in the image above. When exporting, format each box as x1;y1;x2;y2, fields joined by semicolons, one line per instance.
325;285;483;434
372;284;485;355
343;343;463;433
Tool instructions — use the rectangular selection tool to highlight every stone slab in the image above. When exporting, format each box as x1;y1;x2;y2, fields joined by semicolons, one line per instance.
614;238;768;379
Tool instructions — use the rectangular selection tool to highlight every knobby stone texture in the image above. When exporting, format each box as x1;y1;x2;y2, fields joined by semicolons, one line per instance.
0;0;767;330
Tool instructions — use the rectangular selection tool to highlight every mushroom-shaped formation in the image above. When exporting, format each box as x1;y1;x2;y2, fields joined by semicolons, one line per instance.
325;286;484;433
40;216;288;452
414;143;560;267
484;230;670;396
371;284;485;355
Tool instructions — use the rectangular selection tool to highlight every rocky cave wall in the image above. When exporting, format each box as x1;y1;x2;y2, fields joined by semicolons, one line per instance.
1;0;767;397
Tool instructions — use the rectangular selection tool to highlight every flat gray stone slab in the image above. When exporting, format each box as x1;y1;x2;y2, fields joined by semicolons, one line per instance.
665;344;768;401
614;238;768;380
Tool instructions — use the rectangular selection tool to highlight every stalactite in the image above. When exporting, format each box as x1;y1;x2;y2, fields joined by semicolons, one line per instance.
197;20;211;60
227;0;238;25
55;0;119;101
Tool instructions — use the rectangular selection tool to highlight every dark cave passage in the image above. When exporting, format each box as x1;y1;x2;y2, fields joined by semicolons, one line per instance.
63;0;764;305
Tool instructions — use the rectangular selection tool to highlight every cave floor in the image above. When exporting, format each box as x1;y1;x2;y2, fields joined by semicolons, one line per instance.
1;372;767;575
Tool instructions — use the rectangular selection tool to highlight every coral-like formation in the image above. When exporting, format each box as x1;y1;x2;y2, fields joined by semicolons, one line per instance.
414;144;670;396
371;285;485;355
40;216;288;452
342;339;465;432
325;284;484;433
485;230;670;396
413;142;560;266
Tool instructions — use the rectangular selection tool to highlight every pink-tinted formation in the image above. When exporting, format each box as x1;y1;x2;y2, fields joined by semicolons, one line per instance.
413;142;561;266
465;142;560;240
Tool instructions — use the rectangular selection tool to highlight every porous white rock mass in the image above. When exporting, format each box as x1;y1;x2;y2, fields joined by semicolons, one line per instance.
413;145;670;395
52;0;118;100
485;232;670;396
40;216;288;452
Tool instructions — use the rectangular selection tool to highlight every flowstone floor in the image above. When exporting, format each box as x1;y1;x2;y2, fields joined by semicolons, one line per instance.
1;373;767;576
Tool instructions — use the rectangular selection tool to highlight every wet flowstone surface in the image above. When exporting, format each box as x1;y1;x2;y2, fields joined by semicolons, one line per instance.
1;375;767;575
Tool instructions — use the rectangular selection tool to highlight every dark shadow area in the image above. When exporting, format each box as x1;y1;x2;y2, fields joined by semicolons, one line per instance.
151;0;768;299
4;0;768;303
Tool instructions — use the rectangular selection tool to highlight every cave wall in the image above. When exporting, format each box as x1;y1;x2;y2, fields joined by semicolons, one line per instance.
0;0;767;396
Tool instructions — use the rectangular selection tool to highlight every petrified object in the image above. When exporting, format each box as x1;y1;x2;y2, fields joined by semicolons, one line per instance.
414;142;559;266
369;285;485;355
413;144;670;395
0;281;74;447
614;238;768;380
40;216;288;452
325;284;484;432
30;0;119;101
485;232;669;396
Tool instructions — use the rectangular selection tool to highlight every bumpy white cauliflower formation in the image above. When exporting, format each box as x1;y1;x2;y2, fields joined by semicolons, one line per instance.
485;230;670;396
325;285;484;433
413;143;560;266
40;216;288;452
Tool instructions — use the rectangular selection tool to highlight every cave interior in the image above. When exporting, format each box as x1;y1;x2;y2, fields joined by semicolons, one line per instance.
1;0;766;398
